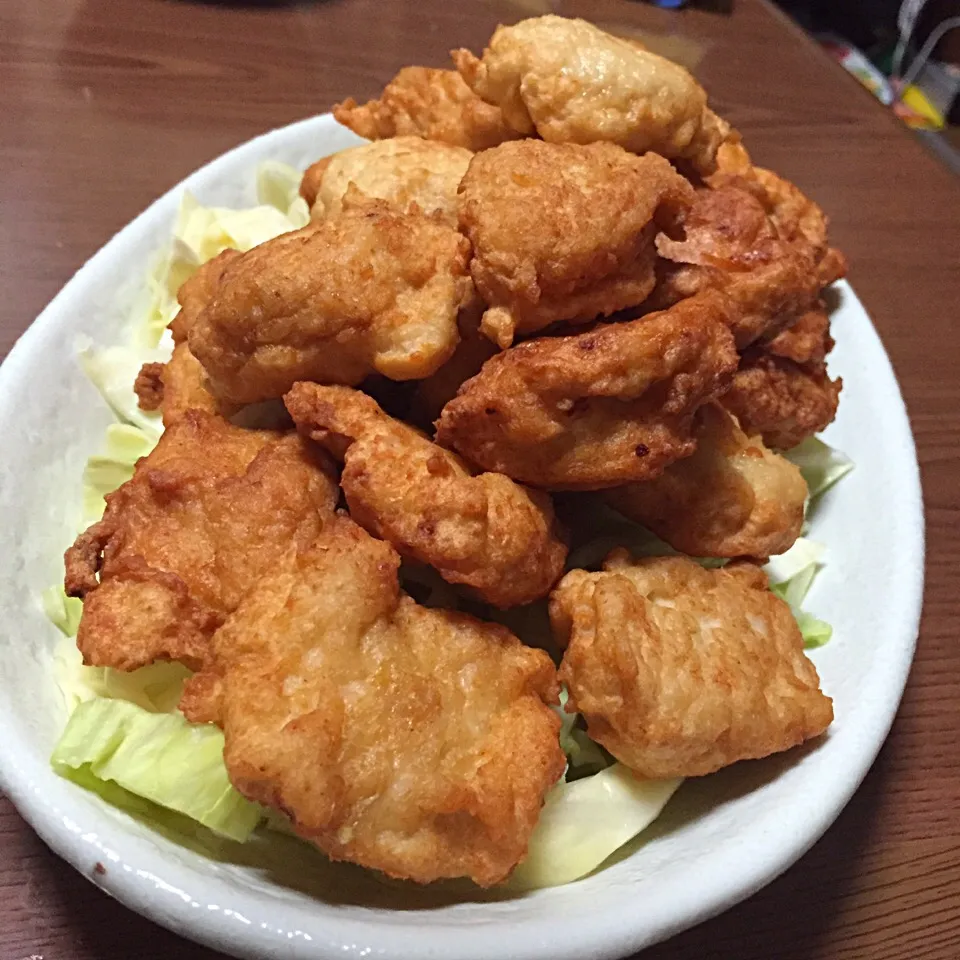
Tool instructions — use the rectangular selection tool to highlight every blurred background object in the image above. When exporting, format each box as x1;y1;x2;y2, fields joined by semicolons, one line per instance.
774;0;960;170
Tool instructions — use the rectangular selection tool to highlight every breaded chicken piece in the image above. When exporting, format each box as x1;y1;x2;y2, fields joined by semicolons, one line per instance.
64;412;337;673
436;293;738;490
135;342;237;427
708;141;847;289
181;516;565;886
764;301;834;366
334;66;521;152
300;136;472;227
604;403;807;559
285;383;567;608
410;303;497;426
459;140;695;348
136;251;245;425
551;552;833;778
653;183;821;349
169;249;242;343
721;352;842;450
453;16;732;174
188;195;473;404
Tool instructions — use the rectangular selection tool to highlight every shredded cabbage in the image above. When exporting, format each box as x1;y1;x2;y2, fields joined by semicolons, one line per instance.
787;437;855;500
52;697;261;842
510;766;682;889
42;586;82;638
78;341;167;435
81;422;159;524
134;168;308;349
556;688;610;780
765;537;832;648
53;633;190;715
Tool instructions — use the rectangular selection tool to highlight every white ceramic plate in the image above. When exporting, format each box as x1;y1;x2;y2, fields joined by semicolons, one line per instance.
0;114;924;960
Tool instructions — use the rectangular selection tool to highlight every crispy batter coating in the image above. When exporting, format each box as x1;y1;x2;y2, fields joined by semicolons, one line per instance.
604;403;807;559
64;412;337;672
459;140;695;348
436;293;738;490
333;66;521;152
183;516;565;886
188;196;473;404
653;183;821;349
708;141;847;289
285;383;567;608
764;301;834;366
410;303;497;426
135;342;236;427
551;552;833;778
453;16;732;174
133;362;164;412
301;136;472;226
721;352;842;450
169;249;242;343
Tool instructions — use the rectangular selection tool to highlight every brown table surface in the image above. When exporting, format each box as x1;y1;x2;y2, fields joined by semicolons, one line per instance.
3;0;959;957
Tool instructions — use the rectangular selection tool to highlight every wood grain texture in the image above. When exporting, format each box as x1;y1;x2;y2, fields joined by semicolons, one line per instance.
2;0;959;957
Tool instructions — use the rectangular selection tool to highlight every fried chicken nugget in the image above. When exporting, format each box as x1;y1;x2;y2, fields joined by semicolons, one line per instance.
708;142;847;289
453;16;732;174
64;412;337;672
764;301;834;366
551;552;833;778
300;136;472;227
334;66;522;152
410;303;498;426
169;249;243;343
285;382;567;608
604;403;807;559
135;342;237;427
436;292;738;491
721;352;842;451
459;140;696;348
188;195;473;404
653;183;821;349
136;250;245;424
182;516;565;886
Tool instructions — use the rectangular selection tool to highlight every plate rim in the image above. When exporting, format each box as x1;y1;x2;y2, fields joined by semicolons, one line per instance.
0;113;926;960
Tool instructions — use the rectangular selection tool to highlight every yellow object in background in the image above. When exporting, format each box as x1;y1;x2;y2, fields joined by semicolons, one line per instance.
897;83;946;128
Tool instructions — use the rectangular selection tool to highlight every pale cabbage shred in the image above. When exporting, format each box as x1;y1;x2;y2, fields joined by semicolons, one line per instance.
44;161;853;886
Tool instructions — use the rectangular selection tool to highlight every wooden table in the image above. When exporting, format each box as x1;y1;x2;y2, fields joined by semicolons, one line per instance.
2;1;959;957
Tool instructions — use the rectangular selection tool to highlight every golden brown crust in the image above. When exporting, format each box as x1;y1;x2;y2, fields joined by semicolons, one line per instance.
185;515;565;886
764;301;834;366
604;403;807;559
299;155;333;208
188;196;474;404
64;412;337;673
551;552;833;778
458;140;695;348
333;66;521;152
720;353;842;450
410;302;497;426
453;16;733;173
435;292;738;490
707;144;847;291
285;382;567;608
134;362;165;412
169;249;242;343
652;183;821;349
302;137;472;226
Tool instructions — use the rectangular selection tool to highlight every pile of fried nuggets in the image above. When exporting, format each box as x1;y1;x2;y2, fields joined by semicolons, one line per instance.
65;16;841;888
